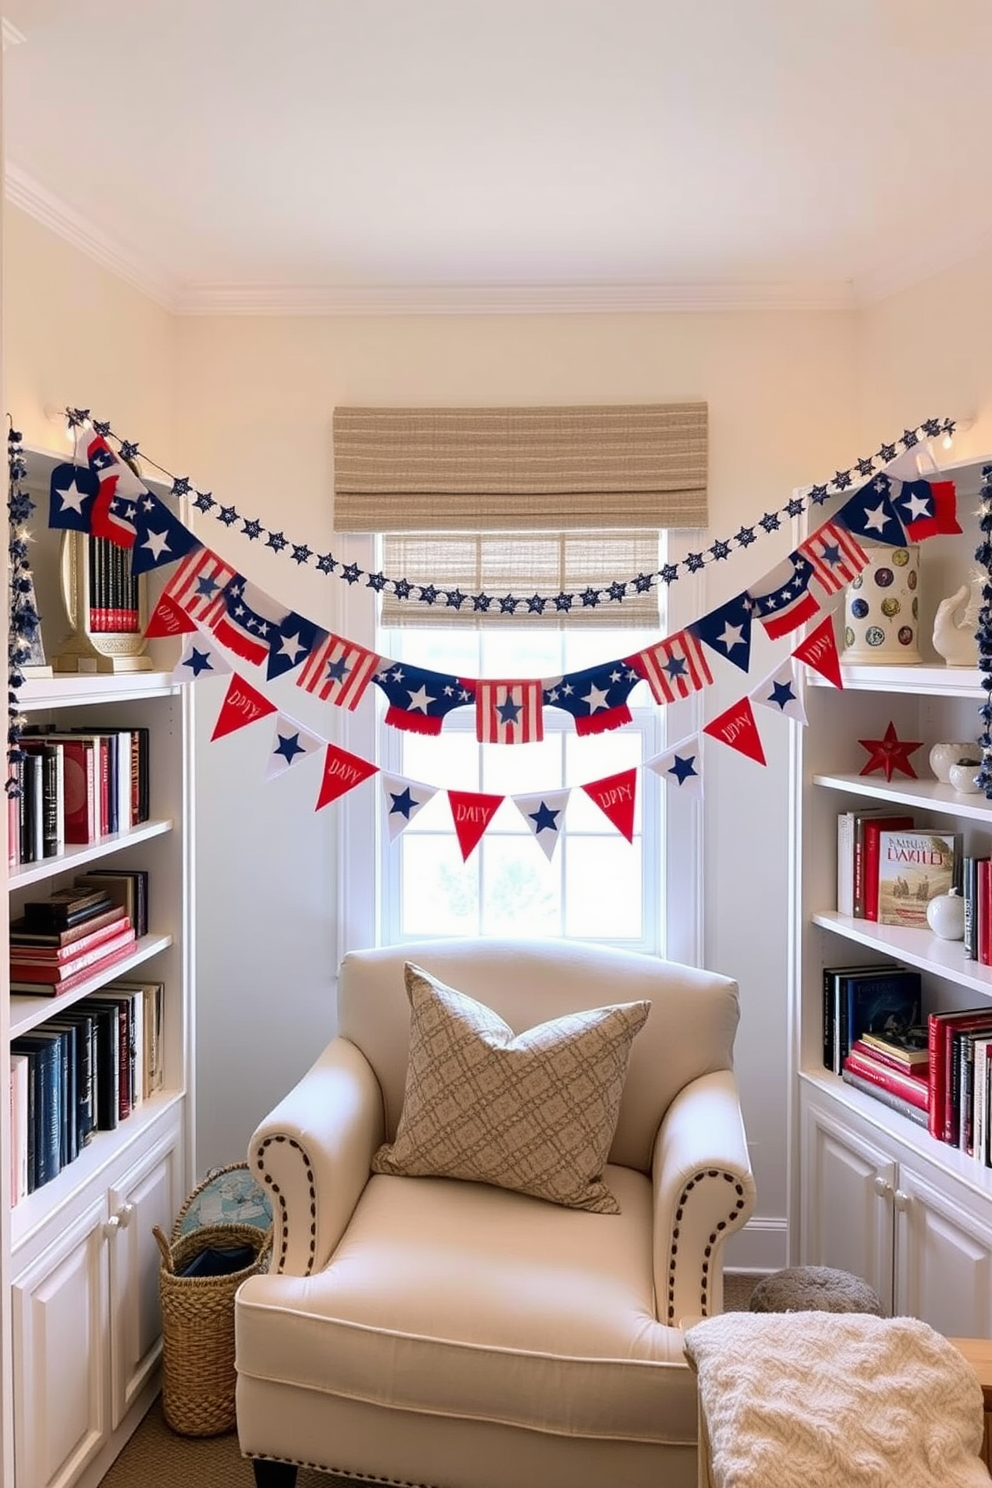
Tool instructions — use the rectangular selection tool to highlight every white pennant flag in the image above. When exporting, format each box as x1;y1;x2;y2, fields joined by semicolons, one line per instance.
380;772;438;841
265;712;324;781
513;790;570;861
172;624;233;685
749;656;807;726
645;733;704;800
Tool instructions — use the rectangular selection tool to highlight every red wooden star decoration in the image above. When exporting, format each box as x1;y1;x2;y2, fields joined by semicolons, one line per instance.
858;721;923;781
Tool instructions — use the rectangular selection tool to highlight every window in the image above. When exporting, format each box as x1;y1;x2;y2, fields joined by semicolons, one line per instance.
337;531;703;965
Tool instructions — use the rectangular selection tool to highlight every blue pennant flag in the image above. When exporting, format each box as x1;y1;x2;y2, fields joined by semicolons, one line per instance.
130;492;202;574
543;658;644;735
835;479;906;547
373;661;476;735
48;461;99;532
689;592;753;673
265;611;325;681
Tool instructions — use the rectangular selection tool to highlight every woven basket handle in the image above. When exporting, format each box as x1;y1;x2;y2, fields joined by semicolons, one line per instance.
152;1225;175;1273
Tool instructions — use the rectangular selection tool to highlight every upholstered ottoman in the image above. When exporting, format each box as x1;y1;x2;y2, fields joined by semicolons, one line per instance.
748;1264;884;1316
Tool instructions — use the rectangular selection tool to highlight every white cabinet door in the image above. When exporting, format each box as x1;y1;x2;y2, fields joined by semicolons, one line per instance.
894;1166;992;1337
801;1097;896;1309
12;1197;110;1488
107;1128;181;1429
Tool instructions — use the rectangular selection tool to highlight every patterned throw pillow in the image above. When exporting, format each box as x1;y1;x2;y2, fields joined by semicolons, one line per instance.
371;963;650;1213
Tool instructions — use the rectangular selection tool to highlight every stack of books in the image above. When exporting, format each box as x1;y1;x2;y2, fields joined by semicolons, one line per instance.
9;886;137;996
836;809;960;924
841;1024;930;1128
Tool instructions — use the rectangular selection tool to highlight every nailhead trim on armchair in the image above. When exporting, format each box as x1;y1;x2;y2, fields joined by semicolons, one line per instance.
666;1169;749;1323
255;1135;319;1275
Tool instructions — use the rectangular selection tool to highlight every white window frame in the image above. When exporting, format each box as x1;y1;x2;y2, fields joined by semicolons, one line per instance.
333;533;704;967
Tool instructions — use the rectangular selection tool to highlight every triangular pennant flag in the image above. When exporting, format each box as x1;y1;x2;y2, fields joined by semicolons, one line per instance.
145;591;200;640
447;790;504;861
581;768;637;842
210;672;279;741
264;713;324;781
380;772;439;840
703;698;767;765
645;735;704;800
749;656;808;725
172;628;233;685
513;790;570;860
793;614;843;688
688;592;753;673
315;744;379;810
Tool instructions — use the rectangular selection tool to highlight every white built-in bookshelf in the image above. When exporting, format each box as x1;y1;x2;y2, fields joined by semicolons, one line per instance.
1;446;194;1488
789;451;992;1336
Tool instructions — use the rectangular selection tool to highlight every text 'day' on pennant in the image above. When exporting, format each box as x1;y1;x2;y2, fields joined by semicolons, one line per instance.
315;744;380;809
581;768;637;842
703;698;766;765
447;790;505;861
210;674;278;741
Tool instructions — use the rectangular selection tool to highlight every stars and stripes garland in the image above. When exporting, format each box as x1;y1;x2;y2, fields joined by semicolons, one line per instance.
54;407;957;614
171;617;837;861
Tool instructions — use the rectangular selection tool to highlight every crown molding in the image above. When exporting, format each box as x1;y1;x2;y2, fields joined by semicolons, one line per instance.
174;278;858;316
4;162;180;310
10;158;986;317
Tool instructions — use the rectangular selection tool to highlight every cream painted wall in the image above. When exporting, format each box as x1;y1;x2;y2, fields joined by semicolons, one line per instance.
4;208;177;458
3;202;866;1261
174;309;859;1246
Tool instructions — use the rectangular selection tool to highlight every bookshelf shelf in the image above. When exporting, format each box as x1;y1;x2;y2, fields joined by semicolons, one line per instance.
790;449;992;1336
2;444;195;1488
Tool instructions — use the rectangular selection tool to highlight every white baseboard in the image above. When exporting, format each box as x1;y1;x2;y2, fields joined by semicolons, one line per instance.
723;1216;788;1274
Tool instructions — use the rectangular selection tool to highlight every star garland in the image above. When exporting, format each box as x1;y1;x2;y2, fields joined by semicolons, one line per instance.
59;407;956;614
6;422;43;795
973;463;992;798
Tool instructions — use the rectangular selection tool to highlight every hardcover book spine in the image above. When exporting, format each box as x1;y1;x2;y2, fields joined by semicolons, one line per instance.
841;1068;929;1127
843;1048;928;1108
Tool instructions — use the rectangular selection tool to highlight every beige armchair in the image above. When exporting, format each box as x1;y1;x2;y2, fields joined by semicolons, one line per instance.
235;937;756;1488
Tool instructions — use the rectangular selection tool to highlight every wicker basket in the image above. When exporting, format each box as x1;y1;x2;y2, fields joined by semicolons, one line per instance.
153;1221;272;1437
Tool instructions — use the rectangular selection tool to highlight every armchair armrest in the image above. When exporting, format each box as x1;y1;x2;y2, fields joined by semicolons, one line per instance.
248;1036;384;1276
651;1069;756;1326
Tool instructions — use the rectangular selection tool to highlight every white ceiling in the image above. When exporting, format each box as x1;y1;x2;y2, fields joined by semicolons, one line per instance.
4;0;992;315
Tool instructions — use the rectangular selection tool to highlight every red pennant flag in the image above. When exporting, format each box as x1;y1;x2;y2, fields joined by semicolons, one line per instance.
447;790;504;861
581;768;638;842
315;744;379;809
144;592;200;640
210;674;279;741
793;614;843;689
703;698;767;765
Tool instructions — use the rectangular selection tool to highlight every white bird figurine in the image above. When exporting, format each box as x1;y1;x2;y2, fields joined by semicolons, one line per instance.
932;572;984;666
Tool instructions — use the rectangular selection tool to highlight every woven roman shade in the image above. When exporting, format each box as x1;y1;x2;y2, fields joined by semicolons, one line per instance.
333;403;708;531
380;530;663;628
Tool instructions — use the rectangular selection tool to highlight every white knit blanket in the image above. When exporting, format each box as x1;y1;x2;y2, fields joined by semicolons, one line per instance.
684;1312;990;1488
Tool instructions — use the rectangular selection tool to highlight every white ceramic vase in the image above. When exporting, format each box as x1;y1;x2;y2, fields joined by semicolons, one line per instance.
926;887;965;941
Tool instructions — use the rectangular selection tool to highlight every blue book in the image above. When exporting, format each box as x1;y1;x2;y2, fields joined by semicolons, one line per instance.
839;968;922;1068
10;1033;63;1190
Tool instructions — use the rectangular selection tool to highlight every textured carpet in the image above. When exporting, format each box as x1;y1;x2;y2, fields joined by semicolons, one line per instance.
98;1272;764;1486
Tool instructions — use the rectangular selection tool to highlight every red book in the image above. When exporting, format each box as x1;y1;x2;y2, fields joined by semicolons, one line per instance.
843;1047;928;1109
850;1036;928;1077
8;937;138;996
982;859;992;966
10;925;136;981
9;915;132;964
861;815;915;921
928;1008;992;1143
60;737;98;845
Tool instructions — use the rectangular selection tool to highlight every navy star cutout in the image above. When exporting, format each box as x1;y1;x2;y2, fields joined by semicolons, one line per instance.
316;553;337;574
768;680;796;710
182;646;214;677
669;753;698;785
496;693;522;725
274;731;306;764
389;787;418;819
193;491;216;513
529;802;560;833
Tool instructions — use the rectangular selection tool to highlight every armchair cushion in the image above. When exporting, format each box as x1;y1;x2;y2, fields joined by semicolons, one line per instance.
371;963;650;1212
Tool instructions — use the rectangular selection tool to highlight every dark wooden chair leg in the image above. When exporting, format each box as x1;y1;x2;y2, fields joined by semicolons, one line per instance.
252;1460;299;1488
